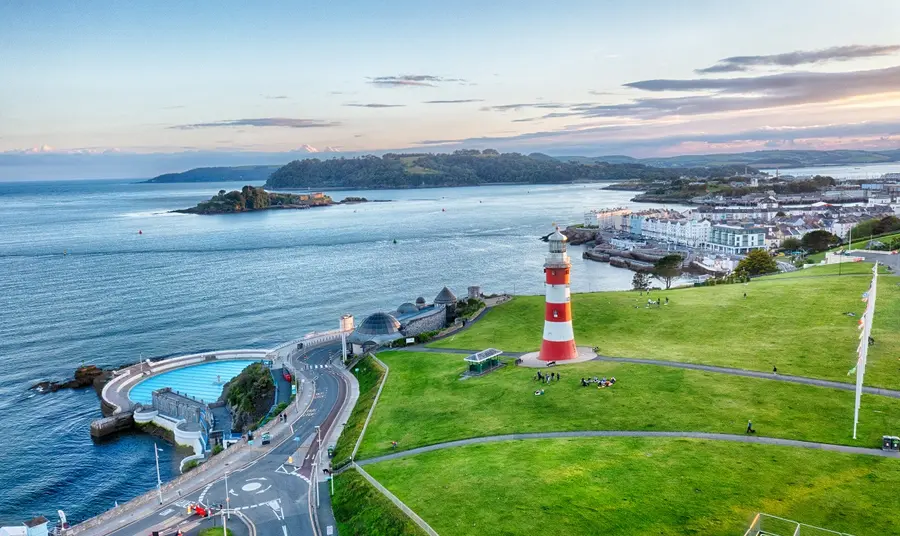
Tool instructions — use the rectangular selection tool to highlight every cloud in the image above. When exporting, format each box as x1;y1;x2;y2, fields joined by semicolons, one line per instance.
169;118;340;130
516;65;900;121
422;99;484;104
342;103;406;108
696;44;900;73
481;102;581;112
368;75;466;88
263;95;289;100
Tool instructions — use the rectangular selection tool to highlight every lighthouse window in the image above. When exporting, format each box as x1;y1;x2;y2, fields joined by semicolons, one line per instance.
551;270;556;276
553;310;559;318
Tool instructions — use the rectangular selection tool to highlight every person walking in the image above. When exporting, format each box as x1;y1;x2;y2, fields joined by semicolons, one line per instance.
557;373;561;381
772;365;777;375
746;420;754;433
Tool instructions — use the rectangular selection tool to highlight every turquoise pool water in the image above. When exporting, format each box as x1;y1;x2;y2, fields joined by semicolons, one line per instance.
128;359;260;405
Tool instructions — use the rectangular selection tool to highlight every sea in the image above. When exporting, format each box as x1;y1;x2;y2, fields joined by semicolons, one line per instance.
0;179;671;525
759;162;900;181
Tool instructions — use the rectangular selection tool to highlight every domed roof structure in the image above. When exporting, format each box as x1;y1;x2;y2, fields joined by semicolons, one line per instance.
356;312;401;336
548;227;567;242
415;297;426;305
398;302;418;314
434;286;457;305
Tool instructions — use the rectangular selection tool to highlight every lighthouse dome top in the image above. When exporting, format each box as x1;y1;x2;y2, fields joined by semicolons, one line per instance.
548;228;567;242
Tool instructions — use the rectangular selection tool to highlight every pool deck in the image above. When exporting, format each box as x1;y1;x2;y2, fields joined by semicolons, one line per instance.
101;349;272;414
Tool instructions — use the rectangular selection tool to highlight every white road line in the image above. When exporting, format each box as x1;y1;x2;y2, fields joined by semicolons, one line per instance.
158;508;174;517
282;525;288;536
198;483;213;504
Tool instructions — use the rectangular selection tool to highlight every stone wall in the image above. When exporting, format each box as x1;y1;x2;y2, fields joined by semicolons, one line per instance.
402;307;446;337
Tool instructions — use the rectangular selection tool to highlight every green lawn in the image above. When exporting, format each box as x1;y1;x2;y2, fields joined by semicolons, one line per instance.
333;470;425;536
763;261;883;278
198;528;233;536
367;437;900;536
808;231;900;262
430;269;900;386
332;357;384;466
356;351;900;459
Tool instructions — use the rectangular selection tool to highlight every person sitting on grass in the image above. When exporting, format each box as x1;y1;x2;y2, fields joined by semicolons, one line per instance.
581;378;587;387
534;389;544;396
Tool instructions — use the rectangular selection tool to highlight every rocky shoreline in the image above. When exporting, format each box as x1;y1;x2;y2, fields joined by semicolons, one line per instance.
30;365;113;396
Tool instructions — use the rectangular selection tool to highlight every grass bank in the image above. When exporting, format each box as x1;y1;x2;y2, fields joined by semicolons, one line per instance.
356;351;900;459
367;437;900;536
332;356;384;466
332;469;425;536
430;267;900;386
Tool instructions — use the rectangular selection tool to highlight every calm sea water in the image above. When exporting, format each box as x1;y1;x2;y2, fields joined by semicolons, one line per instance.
760;162;900;180
0;179;668;525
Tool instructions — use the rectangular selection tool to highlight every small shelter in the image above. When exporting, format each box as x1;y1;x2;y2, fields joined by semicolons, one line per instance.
464;348;503;375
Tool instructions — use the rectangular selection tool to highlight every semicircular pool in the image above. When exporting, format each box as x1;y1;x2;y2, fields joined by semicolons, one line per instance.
129;359;261;405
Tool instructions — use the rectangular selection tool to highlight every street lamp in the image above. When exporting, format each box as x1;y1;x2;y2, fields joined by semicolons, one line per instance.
224;472;231;520
154;443;163;504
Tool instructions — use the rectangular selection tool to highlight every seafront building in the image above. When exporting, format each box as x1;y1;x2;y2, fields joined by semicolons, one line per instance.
584;207;631;229
347;287;459;353
706;224;767;254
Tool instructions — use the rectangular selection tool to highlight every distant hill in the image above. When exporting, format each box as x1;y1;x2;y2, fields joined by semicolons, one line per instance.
569;149;900;169
264;150;748;189
144;165;282;183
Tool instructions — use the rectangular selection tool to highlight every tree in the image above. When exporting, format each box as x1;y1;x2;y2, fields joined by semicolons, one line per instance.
735;249;778;276
801;230;841;253
652;254;683;290
781;237;802;251
632;271;651;291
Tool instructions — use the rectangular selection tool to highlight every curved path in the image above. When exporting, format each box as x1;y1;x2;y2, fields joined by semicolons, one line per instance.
407;347;900;399
357;430;899;467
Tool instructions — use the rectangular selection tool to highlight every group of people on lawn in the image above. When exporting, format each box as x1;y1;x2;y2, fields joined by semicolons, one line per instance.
582;376;616;388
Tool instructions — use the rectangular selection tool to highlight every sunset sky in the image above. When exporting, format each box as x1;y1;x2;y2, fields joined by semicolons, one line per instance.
3;0;900;178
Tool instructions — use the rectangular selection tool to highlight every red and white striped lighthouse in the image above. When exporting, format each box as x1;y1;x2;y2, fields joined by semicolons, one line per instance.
539;227;578;361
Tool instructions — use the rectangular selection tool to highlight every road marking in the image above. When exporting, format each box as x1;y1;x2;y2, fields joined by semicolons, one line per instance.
158;508;174;516
326;526;334;535
242;482;262;492
257;485;272;494
247;477;268;482
282;525;289;536
174;500;190;508
198;483;213;504
229;489;238;497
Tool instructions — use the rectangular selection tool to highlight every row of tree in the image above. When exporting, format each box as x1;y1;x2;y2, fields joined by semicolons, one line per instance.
265;150;751;189
632;250;781;292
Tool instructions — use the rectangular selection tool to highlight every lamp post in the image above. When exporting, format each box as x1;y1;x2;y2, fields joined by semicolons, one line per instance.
225;471;230;520
154;443;163;505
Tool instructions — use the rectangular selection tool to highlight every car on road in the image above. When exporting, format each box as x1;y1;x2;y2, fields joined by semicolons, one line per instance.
283;370;292;382
261;432;271;445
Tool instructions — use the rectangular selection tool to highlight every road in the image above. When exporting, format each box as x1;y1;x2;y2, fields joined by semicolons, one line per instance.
104;343;347;536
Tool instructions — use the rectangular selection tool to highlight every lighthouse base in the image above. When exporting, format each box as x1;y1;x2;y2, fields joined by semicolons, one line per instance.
518;347;597;368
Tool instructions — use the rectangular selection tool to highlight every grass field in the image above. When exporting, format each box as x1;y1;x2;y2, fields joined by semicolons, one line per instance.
333;470;425;536
367;437;900;536
808;231;900;262
430;267;900;386
763;262;886;278
355;351;900;458
332;357;384;466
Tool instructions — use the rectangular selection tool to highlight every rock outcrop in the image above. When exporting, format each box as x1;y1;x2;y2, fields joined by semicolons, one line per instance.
31;365;112;394
219;363;275;433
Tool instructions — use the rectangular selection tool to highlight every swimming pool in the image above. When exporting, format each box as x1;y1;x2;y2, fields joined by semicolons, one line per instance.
128;360;260;405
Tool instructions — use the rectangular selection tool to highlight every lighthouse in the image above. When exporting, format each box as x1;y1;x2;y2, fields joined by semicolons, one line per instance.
539;227;578;361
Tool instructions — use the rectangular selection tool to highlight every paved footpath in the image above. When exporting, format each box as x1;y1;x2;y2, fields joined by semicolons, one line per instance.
401;347;900;399
357;430;900;466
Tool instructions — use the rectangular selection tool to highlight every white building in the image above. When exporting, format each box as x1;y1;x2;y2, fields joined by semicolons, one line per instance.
707;224;767;254
584;207;631;229
641;217;711;247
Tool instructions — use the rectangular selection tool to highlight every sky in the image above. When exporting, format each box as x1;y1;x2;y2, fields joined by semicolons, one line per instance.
3;0;900;179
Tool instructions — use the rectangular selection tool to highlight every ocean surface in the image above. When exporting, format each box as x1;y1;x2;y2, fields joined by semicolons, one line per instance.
0;179;675;525
760;162;900;180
